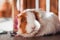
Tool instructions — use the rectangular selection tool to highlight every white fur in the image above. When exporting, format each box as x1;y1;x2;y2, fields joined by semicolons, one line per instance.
35;12;59;36
26;12;36;33
34;20;41;31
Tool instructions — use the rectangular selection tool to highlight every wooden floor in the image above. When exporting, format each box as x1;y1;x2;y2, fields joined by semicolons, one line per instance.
0;32;60;40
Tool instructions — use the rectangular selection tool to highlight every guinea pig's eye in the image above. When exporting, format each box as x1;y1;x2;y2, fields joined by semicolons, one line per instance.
21;17;27;23
21;18;25;22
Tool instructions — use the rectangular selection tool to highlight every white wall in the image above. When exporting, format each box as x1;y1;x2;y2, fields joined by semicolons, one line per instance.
46;0;50;12
59;0;60;21
17;0;20;11
35;0;39;9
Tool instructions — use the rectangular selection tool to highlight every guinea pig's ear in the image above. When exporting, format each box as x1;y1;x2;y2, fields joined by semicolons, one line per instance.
31;11;40;21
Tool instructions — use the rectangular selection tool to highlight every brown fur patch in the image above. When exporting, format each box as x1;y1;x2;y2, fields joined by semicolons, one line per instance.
19;13;27;34
32;11;40;21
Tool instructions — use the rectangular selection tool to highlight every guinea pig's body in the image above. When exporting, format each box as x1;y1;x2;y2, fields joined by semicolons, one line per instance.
28;9;60;36
16;9;60;37
34;12;59;36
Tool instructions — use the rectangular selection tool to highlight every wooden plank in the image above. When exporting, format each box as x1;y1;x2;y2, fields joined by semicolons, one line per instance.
26;0;31;8
50;0;58;15
31;0;35;8
23;0;27;10
39;0;46;11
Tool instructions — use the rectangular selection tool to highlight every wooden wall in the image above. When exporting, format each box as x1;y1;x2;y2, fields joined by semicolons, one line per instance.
0;0;58;18
20;0;35;10
19;0;58;16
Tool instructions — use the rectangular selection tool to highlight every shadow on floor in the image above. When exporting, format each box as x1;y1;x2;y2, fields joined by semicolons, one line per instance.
13;32;60;40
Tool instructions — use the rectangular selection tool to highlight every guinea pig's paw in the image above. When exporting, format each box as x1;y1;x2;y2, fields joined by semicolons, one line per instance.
21;34;34;37
36;33;45;37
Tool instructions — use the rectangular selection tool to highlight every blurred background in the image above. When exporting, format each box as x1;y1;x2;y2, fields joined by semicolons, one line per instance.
0;0;13;32
0;0;60;40
0;0;59;32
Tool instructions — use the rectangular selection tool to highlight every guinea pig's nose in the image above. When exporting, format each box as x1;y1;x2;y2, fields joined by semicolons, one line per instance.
29;26;36;33
32;26;35;29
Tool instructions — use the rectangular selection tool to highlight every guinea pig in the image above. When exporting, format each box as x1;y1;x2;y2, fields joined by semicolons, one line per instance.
16;9;41;37
16;9;60;37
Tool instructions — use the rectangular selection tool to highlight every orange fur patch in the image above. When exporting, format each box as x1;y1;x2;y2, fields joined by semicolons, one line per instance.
19;13;27;34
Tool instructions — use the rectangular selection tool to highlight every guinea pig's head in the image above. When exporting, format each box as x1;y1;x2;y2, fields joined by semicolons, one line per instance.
17;11;36;35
